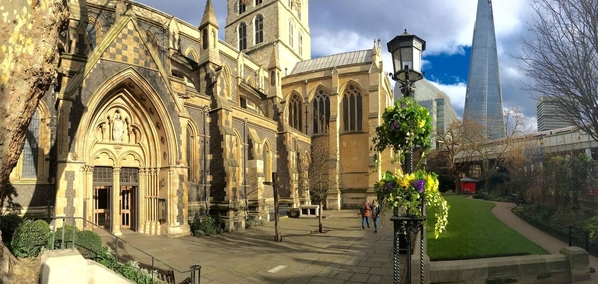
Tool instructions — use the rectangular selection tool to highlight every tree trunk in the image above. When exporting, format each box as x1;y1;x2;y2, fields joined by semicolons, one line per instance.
318;199;323;233
0;0;68;198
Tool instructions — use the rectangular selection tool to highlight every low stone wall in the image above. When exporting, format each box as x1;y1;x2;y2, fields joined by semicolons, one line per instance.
425;246;590;284
40;250;132;284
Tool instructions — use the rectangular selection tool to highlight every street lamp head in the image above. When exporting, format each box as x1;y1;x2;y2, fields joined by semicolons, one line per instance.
387;29;426;83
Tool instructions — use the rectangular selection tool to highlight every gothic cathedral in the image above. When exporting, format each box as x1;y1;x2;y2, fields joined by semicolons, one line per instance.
7;0;393;237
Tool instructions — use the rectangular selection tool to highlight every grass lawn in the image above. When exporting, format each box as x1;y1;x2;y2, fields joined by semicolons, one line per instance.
426;195;548;260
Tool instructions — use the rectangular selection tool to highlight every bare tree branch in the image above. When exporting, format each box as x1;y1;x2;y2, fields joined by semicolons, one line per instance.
516;0;598;141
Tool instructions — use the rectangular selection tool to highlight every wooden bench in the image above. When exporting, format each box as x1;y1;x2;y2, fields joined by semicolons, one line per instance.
158;269;175;284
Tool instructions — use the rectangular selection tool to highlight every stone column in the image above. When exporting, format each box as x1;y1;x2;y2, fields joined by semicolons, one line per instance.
138;168;147;233
111;167;121;236
83;165;93;229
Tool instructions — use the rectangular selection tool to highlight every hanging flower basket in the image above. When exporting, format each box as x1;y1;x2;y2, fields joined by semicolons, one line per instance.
371;96;449;239
374;169;448;238
372;97;432;154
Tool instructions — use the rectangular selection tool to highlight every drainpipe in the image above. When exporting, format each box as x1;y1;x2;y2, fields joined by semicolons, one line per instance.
203;106;210;215
243;117;248;220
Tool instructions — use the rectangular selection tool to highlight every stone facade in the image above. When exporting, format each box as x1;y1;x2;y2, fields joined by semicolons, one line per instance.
6;0;393;237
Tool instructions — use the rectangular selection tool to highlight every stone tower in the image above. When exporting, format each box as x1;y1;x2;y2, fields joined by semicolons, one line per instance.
463;0;505;139
224;0;311;78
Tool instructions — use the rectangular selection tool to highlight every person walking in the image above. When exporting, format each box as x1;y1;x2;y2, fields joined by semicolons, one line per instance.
361;199;371;229
371;200;380;233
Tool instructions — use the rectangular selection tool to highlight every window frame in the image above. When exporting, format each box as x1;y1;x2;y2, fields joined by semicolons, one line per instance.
342;84;363;132
255;15;264;45
288;93;303;132
239;22;247;51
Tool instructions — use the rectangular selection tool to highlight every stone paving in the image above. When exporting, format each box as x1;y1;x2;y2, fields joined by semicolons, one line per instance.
97;202;598;284
97;210;401;283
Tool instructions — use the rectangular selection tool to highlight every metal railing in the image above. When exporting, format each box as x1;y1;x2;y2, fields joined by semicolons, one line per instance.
568;225;590;252
567;225;596;274
50;216;201;284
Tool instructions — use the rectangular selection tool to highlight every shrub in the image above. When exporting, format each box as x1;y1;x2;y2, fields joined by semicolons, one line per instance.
95;246;118;269
0;213;23;245
190;211;201;235
116;260;164;284
245;218;264;228
48;224;79;250
76;230;102;259
48;225;101;259
190;214;223;236
585;216;598;241
10;219;51;258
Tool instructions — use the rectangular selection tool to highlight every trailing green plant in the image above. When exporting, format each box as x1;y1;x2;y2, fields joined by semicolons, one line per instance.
372;97;432;157
116;260;164;284
0;213;23;245
94;247;167;284
95;246;118;269
375;169;449;238
10;219;51;258
370;96;449;239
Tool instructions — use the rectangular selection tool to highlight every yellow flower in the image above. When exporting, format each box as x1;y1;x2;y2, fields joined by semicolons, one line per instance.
425;175;438;192
399;173;415;188
418;119;425;128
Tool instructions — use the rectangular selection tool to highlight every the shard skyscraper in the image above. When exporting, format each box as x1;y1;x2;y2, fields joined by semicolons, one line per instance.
463;0;505;139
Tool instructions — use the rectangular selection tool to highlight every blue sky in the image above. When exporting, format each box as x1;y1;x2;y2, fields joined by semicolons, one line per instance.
136;0;539;128
425;47;471;86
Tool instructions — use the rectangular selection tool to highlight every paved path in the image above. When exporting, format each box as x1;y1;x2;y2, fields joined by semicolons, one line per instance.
95;200;598;283
490;201;598;283
97;211;403;284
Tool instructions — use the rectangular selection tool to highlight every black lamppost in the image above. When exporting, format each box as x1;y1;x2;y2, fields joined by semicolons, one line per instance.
388;29;426;174
387;29;426;284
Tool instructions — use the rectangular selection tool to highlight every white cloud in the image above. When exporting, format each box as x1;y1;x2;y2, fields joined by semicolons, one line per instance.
429;81;467;116
135;0;540;119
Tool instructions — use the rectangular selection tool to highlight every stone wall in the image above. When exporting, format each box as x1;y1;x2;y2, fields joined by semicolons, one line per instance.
419;246;590;284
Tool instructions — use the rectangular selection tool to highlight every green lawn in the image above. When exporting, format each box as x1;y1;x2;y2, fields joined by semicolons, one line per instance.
426;195;548;260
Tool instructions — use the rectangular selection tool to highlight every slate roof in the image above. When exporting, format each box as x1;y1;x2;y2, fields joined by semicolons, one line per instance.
290;49;372;75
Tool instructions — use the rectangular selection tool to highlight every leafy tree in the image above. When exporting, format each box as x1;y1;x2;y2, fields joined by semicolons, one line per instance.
518;0;598;141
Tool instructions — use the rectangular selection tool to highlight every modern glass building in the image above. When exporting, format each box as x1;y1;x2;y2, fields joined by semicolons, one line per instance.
537;96;575;131
463;0;505;139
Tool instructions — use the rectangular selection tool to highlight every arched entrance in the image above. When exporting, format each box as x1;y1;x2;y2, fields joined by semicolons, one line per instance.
68;69;184;236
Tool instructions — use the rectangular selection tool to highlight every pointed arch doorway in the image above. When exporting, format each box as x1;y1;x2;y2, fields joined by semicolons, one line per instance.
92;167;139;230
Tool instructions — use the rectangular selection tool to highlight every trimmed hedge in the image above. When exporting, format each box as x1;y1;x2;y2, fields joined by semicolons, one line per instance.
49;224;78;250
10;219;51;258
76;230;102;259
48;225;102;259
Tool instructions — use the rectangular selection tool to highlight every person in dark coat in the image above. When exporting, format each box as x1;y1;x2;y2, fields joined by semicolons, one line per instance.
371;200;381;233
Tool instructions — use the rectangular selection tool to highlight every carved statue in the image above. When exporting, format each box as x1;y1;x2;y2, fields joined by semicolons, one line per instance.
113;111;124;142
168;17;180;51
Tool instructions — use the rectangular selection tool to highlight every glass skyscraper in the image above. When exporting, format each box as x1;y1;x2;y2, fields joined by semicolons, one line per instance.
463;0;505;139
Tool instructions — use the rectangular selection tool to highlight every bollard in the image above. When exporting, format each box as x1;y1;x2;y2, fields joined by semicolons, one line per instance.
61;218;65;250
71;218;75;251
